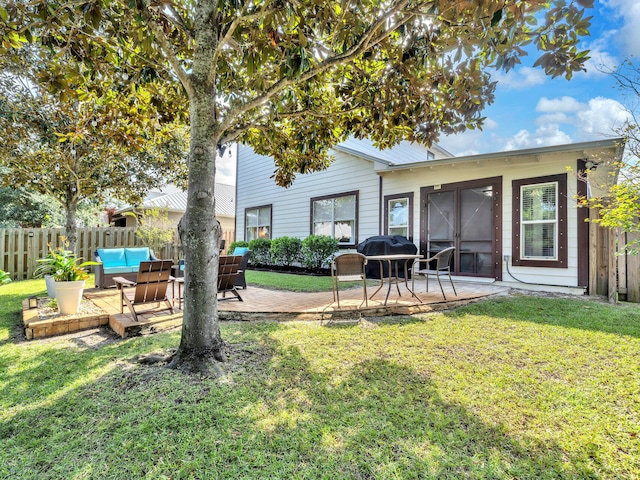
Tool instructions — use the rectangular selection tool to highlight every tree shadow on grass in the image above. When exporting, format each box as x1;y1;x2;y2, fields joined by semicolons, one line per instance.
0;321;614;479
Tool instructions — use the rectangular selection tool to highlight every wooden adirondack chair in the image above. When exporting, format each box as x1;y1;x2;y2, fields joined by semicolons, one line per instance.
219;254;244;301
113;260;175;321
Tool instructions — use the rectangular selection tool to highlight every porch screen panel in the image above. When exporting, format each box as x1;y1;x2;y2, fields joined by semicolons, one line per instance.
459;186;493;274
427;191;454;257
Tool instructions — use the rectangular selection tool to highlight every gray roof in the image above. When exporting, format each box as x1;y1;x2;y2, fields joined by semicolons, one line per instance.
116;183;235;217
333;136;453;165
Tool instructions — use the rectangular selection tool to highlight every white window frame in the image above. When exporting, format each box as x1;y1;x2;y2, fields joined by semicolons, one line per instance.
245;205;271;241
520;181;558;260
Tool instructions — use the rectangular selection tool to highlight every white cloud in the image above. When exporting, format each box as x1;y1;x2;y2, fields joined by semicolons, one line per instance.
536;96;582;113
493;66;546;90
575;97;631;139
500;95;630;151
535;112;571;125
602;0;640;57
503;124;572;151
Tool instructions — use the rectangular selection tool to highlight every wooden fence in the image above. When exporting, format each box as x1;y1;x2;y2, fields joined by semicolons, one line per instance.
0;227;235;281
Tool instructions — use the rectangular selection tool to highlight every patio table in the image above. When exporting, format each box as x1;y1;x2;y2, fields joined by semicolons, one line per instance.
365;254;423;306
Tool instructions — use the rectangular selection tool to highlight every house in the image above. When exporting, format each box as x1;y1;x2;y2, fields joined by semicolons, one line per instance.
235;136;625;294
112;183;236;246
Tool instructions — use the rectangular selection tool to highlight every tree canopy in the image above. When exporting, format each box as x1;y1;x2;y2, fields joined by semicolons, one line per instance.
1;0;595;373
0;31;188;248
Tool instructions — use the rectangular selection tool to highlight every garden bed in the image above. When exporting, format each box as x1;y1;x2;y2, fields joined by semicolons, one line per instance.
22;296;109;340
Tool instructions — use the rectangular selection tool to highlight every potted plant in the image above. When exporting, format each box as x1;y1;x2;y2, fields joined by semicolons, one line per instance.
35;245;98;314
34;247;74;298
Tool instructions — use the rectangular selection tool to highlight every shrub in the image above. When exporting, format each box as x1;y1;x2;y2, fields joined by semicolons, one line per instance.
248;238;272;265
0;269;11;285
301;235;339;270
270;236;302;266
228;240;249;255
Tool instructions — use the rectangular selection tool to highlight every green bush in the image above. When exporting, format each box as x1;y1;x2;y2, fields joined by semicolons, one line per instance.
228;241;249;255
270;236;302;266
248;238;272;265
0;269;11;285
301;235;339;270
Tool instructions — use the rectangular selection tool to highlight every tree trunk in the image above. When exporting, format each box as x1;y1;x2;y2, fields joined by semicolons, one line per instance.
168;4;225;374
64;198;78;251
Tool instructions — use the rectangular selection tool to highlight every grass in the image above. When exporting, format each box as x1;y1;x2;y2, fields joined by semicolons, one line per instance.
245;269;375;292
1;278;640;478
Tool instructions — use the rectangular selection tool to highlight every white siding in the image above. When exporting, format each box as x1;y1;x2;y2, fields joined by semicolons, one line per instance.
381;152;584;287
236;145;381;242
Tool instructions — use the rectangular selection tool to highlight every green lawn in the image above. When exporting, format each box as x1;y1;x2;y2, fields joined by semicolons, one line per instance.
245;269;376;292
1;278;639;478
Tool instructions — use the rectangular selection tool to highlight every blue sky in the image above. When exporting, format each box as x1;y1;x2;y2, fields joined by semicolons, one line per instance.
216;0;639;184
438;0;639;156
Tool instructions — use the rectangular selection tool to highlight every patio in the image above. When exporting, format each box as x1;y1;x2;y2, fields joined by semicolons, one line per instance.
89;279;508;338
23;279;509;339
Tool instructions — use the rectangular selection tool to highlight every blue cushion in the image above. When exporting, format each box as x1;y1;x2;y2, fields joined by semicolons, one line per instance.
233;247;249;255
103;266;138;274
125;247;151;267
97;248;126;267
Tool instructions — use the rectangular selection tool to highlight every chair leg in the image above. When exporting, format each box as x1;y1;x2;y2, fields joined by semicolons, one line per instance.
436;271;446;301
447;272;457;296
363;279;368;308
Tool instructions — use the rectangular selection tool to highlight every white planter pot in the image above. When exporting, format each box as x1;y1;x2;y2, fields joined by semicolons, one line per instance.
55;280;85;315
44;275;56;299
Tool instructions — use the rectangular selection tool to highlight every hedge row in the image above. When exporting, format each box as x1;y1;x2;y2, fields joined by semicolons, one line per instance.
228;235;339;270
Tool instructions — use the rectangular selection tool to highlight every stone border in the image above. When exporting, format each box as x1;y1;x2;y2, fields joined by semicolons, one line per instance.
22;298;110;340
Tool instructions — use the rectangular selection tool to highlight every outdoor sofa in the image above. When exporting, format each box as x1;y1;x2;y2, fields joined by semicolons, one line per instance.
94;247;159;288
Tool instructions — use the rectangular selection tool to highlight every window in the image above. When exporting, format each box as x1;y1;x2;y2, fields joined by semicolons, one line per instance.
384;192;414;239
311;191;358;245
512;174;567;268
245;205;271;241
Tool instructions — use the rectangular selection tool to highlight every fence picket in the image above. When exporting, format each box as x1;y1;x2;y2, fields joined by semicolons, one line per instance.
0;227;236;280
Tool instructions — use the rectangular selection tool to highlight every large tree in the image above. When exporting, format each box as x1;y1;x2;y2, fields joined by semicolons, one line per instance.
2;0;593;373
0;39;188;248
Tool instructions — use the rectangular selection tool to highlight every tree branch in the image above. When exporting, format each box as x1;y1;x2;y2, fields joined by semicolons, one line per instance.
217;0;415;135
136;0;194;97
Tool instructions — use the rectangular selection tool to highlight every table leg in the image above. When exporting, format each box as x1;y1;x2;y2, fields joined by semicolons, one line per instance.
403;259;423;303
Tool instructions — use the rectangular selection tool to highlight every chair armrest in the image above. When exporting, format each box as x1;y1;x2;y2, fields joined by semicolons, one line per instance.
113;276;136;289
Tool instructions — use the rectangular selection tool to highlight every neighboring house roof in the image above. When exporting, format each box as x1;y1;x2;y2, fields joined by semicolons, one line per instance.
115;183;235;217
333;136;453;165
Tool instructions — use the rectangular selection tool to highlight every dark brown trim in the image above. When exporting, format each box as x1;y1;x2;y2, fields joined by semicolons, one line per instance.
309;190;359;247
383;192;414;241
577;159;589;287
378;176;383;235
419;176;502;280
244;204;273;241
512;173;567;268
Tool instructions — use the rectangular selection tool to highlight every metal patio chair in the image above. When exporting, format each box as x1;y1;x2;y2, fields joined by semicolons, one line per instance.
412;247;458;300
331;253;368;308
